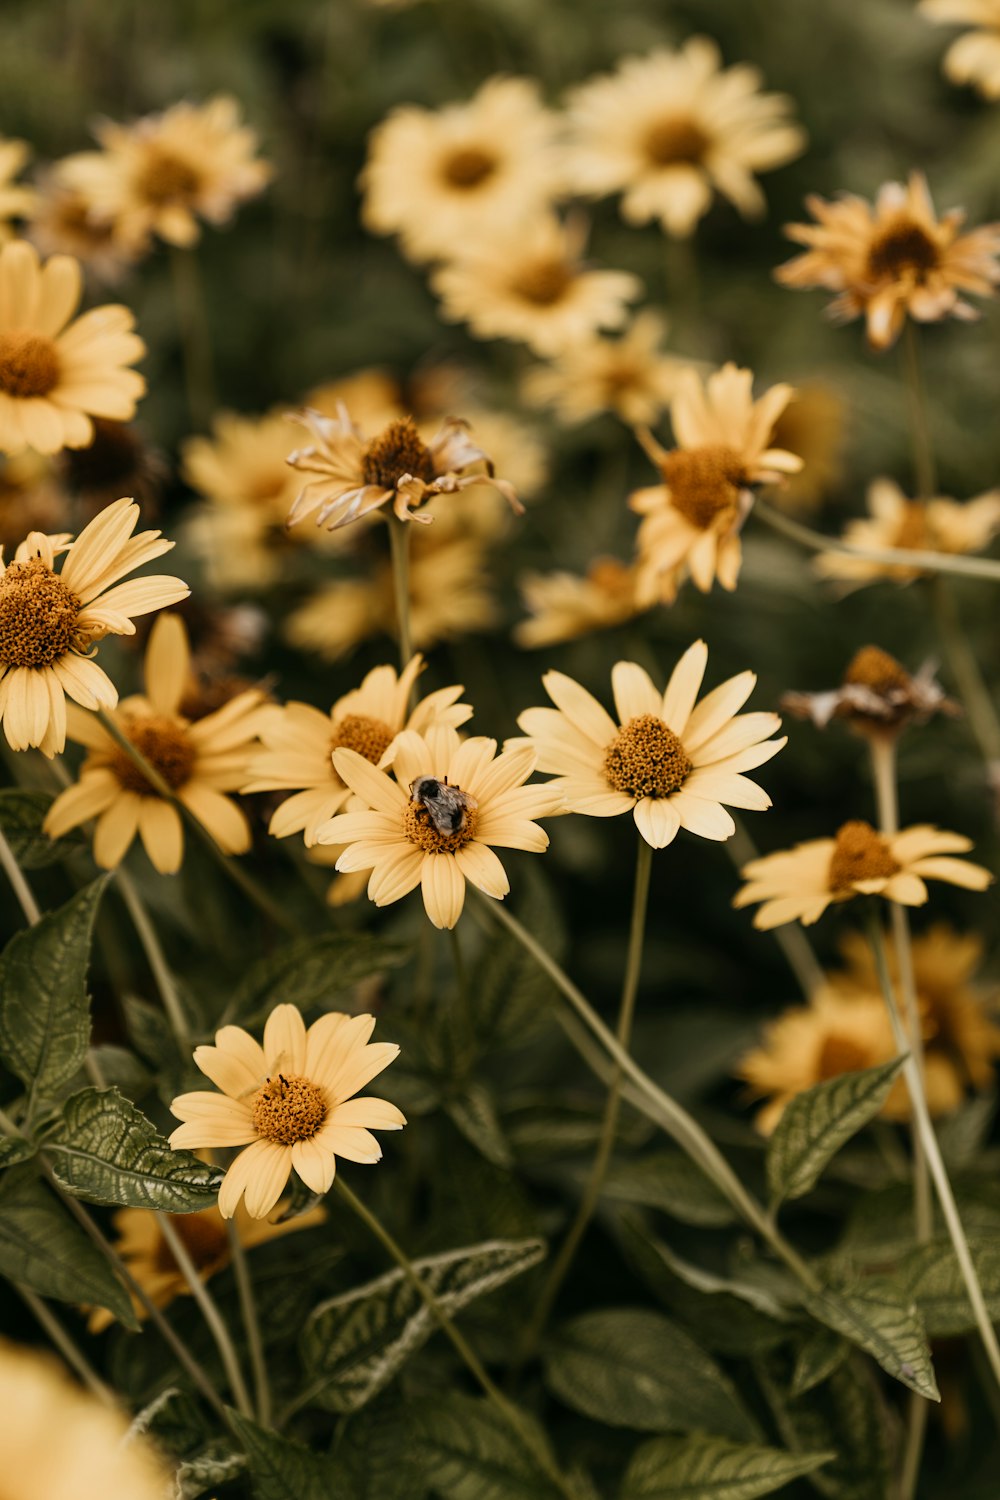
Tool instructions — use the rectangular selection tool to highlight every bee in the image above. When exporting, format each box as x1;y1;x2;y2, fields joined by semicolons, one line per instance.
409;775;478;836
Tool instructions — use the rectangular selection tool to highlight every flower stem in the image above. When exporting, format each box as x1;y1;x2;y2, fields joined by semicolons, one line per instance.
900;321;937;500
387;515;414;675
516;837;652;1371
156;1213;254;1419
0;826;41;925
16;1281;116;1406
929;576;1000;785
115;868;190;1053
169;244;215;428
727;816;825;1000
228;1221;272;1426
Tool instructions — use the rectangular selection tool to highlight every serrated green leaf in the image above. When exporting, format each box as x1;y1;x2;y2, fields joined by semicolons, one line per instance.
894;1236;1000;1336
447;1083;513;1168
544;1308;758;1440
410;1393;561;1500
301;1237;545;1412
227;1413;337;1500
129;1386;211;1459
790;1328;849;1397
333;1393;426;1500
174;1448;245;1500
226;932;412;1029
756;1351;891;1500
0;877;108;1101
602;1151;738;1227
620;1434;834;1499
43;1087;222;1211
123;995;182;1069
766;1058;907;1206
0;1163;136;1326
803;1280;938;1400
0;788;86;868
0;1135;35;1170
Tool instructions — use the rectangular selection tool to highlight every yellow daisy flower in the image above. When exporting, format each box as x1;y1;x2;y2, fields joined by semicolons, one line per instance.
430;214;641;357
0;138;36;241
776;172;1000;350
316;726;562;929
27;165;138;285
361;76;564;264
565;39;805;237
734;821;993;930
515;641;785;848
245;653;471;844
59;96;272;252
514;558;644;649
0;240;146;456
921;0;1000;97
815;477;1000;588
169;1003;405;1219
630;363;802;604
0;497;187;755
43;612;264;872
522;311;691;427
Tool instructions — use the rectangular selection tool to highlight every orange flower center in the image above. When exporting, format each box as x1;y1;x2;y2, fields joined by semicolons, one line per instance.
0;331;60;399
892;502;931;553
440;145;498;190
643;114;711;167
866;218;940;282
252;1073;327;1146
153;1212;230;1274
842;645;910;695
404;786;478;852
140;149;201;205
587;557;634;598
660;444;748;529
109;714;196;795
828;820;900;893
0;557;80;668
331;712;395;766
604;714;692;799
817;1031;874;1079
362;417;436;490
511;256;574;307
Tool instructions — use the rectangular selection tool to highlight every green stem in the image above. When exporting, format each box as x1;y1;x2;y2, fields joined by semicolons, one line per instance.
228;1222;272;1426
387;515;414;675
115;868;191;1053
0;826;41;924
929;576;1000;780
448;923;473;1049
16;1282;116;1405
900;320;937;499
169;244;215;428
156;1213;253;1419
727;817;825;1000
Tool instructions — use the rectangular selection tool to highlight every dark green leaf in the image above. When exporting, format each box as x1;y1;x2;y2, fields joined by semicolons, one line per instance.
756;1351;892;1500
129;1386;211;1459
0;788;86;867
333;1393;426;1500
410;1393;561;1500
790;1328;849;1397
0;1135;35;1170
175;1448;245;1500
227;1413;338;1500
894;1236;1000;1336
621;1434;834;1499
602;1151;738;1227
122;995;182;1070
227;932;412;1028
447;1083;514;1168
803;1280;938;1400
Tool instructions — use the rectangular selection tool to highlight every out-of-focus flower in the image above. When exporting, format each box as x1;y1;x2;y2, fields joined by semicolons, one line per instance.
361;77;565;263
44;613;264;871
0;452;69;553
761;381;845;513
308;367;404;430
0;241;145;455
565;39;805;237
815;478;1000;588
776;172;1000;350
514;558;644;648
522;311;691;426
27;165;139;284
0;138;36;240
516;641;785;849
734;821;993;929
317;727;562;929
170;1003;405;1218
0;497;187;755
782;644;958;737
245;654;471;844
921;0;1000;97
430;215;641;357
631;364;802;604
60;418;164;516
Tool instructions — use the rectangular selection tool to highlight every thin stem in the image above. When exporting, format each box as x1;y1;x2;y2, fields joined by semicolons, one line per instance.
900;321;937;499
727;817;825;1000
16;1282;116;1405
387;516;414;674
517;838;652;1368
115;868;190;1053
448;923;474;1051
0;826;41;925
228;1222;271;1426
155;1214;253;1419
929;576;1000;779
169;245;215;427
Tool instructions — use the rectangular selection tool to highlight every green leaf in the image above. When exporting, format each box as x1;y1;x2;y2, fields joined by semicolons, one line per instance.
175;1449;245;1500
226;931;412;1029
894;1236;1000;1336
756;1351;891;1500
766;1058;907;1206
620;1435;834;1499
790;1328;849;1397
447;1083;514;1168
0;877;108;1100
0;1135;35;1170
0;1164;137;1326
602;1151;738;1227
301;1237;545;1412
410;1393;561;1500
123;995;182;1069
227;1413;338;1500
43;1088;222;1211
803;1280;938;1400
0;788;86;867
129;1386;211;1459
332;1393;426;1500
543;1308;758;1440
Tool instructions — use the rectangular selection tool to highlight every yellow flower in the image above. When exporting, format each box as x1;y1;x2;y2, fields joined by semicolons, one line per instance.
59;96;272;252
522;311;691;427
761;381;845;513
0;138;36;241
776;172;1000;350
430;214;641;357
308;366;405;429
630;364;802;603
516;641;785;848
0;498;187;755
0;1338;168;1500
169;1002;405;1218
316;726;562;929
44;613;264;871
361;76;564;264
27;165;138;284
565;39;805;237
245;654;471;844
815;477;1000;588
514;558;644;649
921;0;1000;97
734;820;993;930
0;241;145;456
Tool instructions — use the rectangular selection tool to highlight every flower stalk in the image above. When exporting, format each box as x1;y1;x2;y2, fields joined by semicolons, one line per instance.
155;1213;254;1419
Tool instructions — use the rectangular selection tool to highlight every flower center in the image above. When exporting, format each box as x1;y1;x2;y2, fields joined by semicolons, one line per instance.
587;557;634;598
843;645;910;695
441;145;498;190
0;557;80;668
108;713;197;795
361;417;436;490
817;1031;874;1079
153;1212;229;1274
0;331;60;399
510;257;574;307
893;502;931;552
140;149;201;205
603;714;692;799
331;712;395;765
866;219;940;282
643;115;711;167
252;1074;328;1146
404;789;478;853
660;444;748;529
828;820;900;892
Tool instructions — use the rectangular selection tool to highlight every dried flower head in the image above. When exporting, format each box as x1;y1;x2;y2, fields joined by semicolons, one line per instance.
781;644;958;737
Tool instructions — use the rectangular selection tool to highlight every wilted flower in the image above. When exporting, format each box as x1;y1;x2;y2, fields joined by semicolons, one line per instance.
781;644;958;737
522;311;691;426
514;558;644;648
921;0;1000;98
815;478;1000;588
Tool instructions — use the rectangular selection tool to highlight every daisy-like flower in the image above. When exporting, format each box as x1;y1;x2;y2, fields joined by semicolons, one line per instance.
565;39;805;238
0;138;36;241
245;654;471;845
286;405;520;533
761;381;844;514
734;821;993;930
361;76;564;264
630;364;802;604
0;240;146;456
43;612;264;871
776;172;1000;350
514;558;644;649
169;1003;405;1218
0;497;187;755
59;96;272;252
522;311;691;426
430;215;641;358
921;0;1000;97
515;641;785;849
27;166;138;285
315;726;562;929
815;477;1000;588
782;643;957;737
